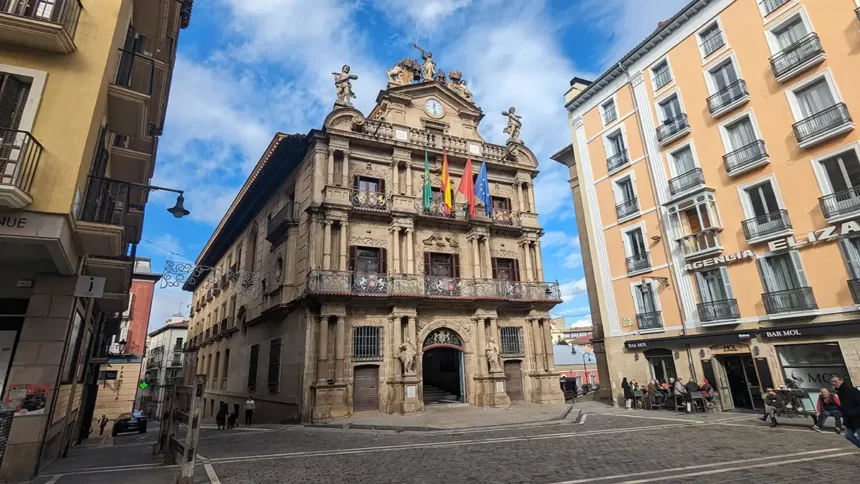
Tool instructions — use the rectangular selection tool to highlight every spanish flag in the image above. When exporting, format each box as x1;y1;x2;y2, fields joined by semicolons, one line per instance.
442;151;452;214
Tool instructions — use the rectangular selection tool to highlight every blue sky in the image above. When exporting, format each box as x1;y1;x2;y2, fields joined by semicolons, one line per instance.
141;0;689;330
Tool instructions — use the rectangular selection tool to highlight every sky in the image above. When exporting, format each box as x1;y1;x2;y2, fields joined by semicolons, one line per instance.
141;0;690;332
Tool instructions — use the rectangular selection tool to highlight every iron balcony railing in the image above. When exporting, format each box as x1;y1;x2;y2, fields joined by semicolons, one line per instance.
762;287;817;314
723;140;768;175
616;197;639;219
707;80;748;115
626;253;651;274
169;356;182;367
679;229;722;258
760;0;790;16
490;208;521;227
698;299;740;322
79;176;146;228
0;0;83;40
653;68;672;90
425;275;463;297
607;149;629;173
793;103;852;145
351;188;390;211
742;209;791;241
849;279;860;305
419;200;469;220
700;30;725;57
603;105;618;125
636;311;663;331
668;168;705;195
820;186;860;219
0;129;43;198
352;272;390;294
770;33;824;79
657;114;690;143
114;48;155;96
266;201;300;242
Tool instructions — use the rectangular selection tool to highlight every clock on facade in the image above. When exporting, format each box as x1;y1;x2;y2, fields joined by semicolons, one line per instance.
424;99;444;117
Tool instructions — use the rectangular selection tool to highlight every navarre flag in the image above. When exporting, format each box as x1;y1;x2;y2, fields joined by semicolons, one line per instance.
422;150;432;209
475;160;491;216
456;157;476;217
441;151;452;214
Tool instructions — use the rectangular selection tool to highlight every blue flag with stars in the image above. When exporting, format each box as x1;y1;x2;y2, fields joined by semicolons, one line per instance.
475;160;491;216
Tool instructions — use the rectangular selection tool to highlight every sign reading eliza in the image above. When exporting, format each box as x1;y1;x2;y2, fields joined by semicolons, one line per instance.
768;221;860;252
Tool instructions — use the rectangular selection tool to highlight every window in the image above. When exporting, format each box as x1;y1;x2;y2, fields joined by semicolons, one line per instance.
605;129;628;173
634;282;658;314
601;98;617;125
698;22;725;57
760;0;791;17
624;227;650;273
743;180;780;221
773;17;808;50
0;73;32;131
725;116;757;151
839;237;860;280
213;352;220;386
614;176;638;219
721;114;768;175
248;344;259;392
632;280;662;331
425;252;459;278
247;223;258;273
659;95;683;122
694;267;739;321
757;251;812;311
499;327;524;356
352;326;382;361
652;60;672;90
350;246;386;274
738;176;790;242
668;193;722;257
355;176;383;194
492;257;520;281
268;339;281;393
794;79;835;119
491;196;511;212
645;349;677;384
816;147;860;219
670;146;696;176
223;348;230;383
707;59;747;115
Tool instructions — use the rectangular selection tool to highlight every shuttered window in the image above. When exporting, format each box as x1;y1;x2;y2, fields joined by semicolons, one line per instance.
0;73;32;131
247;344;259;392
491;258;520;281
267;338;281;393
349;246;387;274
424;252;460;278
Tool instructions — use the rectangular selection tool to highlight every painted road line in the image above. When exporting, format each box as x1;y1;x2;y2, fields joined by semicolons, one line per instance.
578;414;587;424
716;421;817;433
39;464;179;477
197;453;208;461
44;475;63;484
552;448;843;483
204;463;221;484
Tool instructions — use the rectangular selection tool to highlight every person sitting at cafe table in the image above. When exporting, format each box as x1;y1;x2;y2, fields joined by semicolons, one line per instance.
672;378;690;413
812;388;843;434
647;379;663;407
761;388;786;427
700;378;714;407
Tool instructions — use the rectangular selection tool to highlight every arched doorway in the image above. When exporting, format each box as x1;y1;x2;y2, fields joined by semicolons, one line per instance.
422;329;465;404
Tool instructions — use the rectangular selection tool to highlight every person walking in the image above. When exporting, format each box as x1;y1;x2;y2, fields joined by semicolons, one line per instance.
761;388;786;427
216;402;228;430
622;377;633;410
98;415;109;436
244;396;256;426
812;388;843;433
831;375;860;450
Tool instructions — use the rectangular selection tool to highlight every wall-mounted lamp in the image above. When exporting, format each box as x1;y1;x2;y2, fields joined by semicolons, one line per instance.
673;351;680;360
699;349;706;359
634;353;639;361
753;346;760;356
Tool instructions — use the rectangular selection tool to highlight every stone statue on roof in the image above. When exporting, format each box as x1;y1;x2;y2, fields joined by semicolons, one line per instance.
502;106;522;143
447;70;473;102
412;43;436;81
332;64;358;107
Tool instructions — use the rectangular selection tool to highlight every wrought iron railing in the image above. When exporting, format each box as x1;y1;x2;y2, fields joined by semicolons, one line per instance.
0;129;43;198
742;209;791;240
723;140;768;175
603;105;618;125
653;68;672;90
820;186;860;219
657;114;690;143
707;80;748;115
700;30;725;57
849;279;860;304
114;48;155;96
266;201;300;242
169;356;182;367
679;229;722;258
79;176;146;228
419;199;469;220
636;311;663;331
762;287;817;314
668;168;705;195
626;253;651;274
0;0;83;41
616;197;639;219
352;326;383;361
770;33;824;79
698;299;740;322
490;208;521;227
607;149;629;173
760;0;790;16
499;327;525;357
793;103;852;144
425;275;462;297
352;272;390;294
351;189;390;211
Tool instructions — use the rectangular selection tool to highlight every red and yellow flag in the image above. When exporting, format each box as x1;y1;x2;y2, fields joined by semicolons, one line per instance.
456;157;475;217
442;151;452;214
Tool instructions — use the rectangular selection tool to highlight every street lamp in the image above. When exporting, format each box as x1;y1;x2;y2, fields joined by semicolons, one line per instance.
117;339;127;354
88;176;190;218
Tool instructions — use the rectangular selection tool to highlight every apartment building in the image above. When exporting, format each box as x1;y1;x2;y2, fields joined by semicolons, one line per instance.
139;316;188;420
181;60;564;422
0;1;192;479
560;0;860;411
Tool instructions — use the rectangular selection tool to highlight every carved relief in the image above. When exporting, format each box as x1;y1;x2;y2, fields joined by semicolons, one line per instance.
491;249;519;259
421;234;460;253
349;162;389;180
349;236;387;247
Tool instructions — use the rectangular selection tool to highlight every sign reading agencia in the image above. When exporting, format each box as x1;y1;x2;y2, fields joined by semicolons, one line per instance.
684;221;860;272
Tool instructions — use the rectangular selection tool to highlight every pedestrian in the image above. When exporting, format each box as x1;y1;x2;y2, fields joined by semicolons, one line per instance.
98;415;109;436
216;402;227;430
244;396;256;426
761;388;786;427
673;377;689;413
227;409;238;429
621;377;633;410
812;388;843;433
684;377;700;413
831;375;860;450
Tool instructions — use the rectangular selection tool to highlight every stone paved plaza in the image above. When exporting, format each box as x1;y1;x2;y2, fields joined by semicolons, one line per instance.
31;405;860;484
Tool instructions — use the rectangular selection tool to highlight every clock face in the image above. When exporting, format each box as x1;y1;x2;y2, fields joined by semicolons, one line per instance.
425;99;444;117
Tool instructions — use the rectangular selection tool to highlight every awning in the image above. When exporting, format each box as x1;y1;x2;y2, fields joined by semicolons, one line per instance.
757;321;860;340
624;330;756;350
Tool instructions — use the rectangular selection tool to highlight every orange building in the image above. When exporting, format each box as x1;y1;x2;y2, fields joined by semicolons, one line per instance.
559;0;860;411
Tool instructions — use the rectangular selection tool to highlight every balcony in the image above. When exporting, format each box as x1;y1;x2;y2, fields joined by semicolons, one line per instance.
668;168;705;197
0;129;43;209
626;253;651;275
602;105;617;125
656;114;691;146
636;311;663;332
489;208;521;227
418;200;469;222
793;103;854;149
760;0;790;16
0;0;81;53
700;30;725;58
108;49;155;139
820;187;860;221
653;69;672;90
770;33;825;82
351;188;390;211
849;279;860;304
742;209;792;243
679;229;722;259
707;80;750;118
169;356;182;367
698;299;740;323
76;176;146;258
762;287;817;315
266;201;300;243
606;149;629;174
615;197;639;221
723;140;769;176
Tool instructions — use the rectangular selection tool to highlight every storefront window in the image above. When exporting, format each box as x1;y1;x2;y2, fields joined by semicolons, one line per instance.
645;349;677;384
776;343;848;411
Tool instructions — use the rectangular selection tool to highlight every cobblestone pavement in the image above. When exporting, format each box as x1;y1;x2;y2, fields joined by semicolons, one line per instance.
32;412;860;483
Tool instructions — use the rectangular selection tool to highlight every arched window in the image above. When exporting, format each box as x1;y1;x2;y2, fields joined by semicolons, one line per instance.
237;306;247;327
223;348;230;388
247;223;258;272
214;352;221;387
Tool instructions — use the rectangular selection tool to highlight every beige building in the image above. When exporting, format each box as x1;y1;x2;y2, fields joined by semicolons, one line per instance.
560;0;860;411
181;60;564;422
0;1;192;479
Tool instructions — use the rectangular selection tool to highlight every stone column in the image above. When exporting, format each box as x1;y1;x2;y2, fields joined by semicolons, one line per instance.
391;227;401;274
317;315;329;381
516;182;525;212
308;214;318;270
534;241;544;282
326;149;334;185
322;220;332;270
471;236;480;278
391;160;399;195
532;318;545;372
522;242;534;282
527;182;537;213
407;317;417;347
405;161;413;197
406;228;414;274
341;150;350;187
541;319;555;373
392;316;402;378
339;221;349;271
483;236;492;278
335;316;345;381
489;317;499;345
475;318;486;377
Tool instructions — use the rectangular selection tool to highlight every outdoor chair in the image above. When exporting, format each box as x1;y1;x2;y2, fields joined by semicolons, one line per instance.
648;393;665;410
689;391;707;413
632;389;644;409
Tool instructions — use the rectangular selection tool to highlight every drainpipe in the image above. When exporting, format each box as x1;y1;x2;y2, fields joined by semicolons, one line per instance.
618;62;698;383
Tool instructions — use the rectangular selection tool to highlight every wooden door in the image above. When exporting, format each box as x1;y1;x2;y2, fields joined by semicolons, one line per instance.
504;360;524;401
711;357;734;411
353;366;378;411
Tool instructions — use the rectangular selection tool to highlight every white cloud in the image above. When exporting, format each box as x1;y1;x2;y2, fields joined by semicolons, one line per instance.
562;252;583;270
560;278;587;302
142;234;186;260
371;0;474;29
147;287;191;332
568;314;592;328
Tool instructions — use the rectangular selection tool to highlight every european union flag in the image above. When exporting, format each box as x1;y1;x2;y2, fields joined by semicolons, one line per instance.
475;160;491;216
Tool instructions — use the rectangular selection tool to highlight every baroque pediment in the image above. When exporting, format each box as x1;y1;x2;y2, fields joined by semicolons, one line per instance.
373;82;482;119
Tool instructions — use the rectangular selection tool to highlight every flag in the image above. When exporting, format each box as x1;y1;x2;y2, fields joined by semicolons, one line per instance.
475;160;491;216
456;157;475;217
422;150;432;209
441;151;452;214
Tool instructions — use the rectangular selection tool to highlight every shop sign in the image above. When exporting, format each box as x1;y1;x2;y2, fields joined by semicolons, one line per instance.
762;329;804;339
0;216;27;229
768;221;860;252
685;250;755;272
3;383;49;416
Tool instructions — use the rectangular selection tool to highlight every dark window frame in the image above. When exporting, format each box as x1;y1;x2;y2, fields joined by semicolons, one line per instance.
248;344;259;392
267;338;282;393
